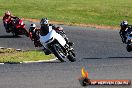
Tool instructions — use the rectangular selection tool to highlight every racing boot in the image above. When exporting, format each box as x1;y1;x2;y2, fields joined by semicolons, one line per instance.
122;36;127;44
34;40;43;47
43;47;51;55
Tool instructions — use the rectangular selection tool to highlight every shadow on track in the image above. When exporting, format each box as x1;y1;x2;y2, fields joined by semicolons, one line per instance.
108;57;132;58
83;57;132;59
83;58;102;59
0;35;22;38
39;61;61;64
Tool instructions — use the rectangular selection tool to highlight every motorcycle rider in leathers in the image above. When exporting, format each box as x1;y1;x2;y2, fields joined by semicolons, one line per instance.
40;18;73;46
3;11;17;32
29;23;42;47
119;21;129;43
39;18;73;55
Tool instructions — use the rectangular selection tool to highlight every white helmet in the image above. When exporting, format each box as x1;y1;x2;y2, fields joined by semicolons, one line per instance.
30;23;36;28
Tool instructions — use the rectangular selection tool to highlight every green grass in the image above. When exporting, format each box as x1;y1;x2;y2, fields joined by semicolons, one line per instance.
0;0;132;26
0;49;54;63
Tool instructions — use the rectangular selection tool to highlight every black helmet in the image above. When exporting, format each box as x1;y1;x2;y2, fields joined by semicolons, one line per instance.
40;18;49;25
120;21;128;27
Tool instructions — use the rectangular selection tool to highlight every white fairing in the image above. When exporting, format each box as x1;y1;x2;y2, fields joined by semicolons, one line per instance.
126;32;132;42
126;35;132;43
40;26;66;47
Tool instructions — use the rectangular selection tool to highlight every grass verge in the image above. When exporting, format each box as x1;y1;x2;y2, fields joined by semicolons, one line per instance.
0;48;54;63
0;0;132;26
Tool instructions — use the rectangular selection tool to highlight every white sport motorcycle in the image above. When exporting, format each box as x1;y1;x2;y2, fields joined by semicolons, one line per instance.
40;26;76;62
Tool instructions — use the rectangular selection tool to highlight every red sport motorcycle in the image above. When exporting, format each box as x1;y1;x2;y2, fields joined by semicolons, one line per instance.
7;17;29;37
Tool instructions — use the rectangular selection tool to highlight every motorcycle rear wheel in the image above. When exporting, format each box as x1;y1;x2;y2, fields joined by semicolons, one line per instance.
126;45;132;52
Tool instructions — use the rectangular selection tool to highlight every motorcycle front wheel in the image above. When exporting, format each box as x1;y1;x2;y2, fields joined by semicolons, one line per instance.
52;43;66;62
67;50;76;62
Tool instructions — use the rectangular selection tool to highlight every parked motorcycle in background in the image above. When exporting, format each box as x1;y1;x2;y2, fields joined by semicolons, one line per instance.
40;26;76;62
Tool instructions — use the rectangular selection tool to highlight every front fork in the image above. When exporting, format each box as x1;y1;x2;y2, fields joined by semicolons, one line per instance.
64;44;74;54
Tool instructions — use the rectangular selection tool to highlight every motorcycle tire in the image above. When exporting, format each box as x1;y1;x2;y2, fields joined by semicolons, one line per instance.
126;45;132;52
67;50;76;62
52;44;66;62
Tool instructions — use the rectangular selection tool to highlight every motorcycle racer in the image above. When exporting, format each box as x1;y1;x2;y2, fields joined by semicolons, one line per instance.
29;23;42;47
40;18;73;46
119;21;129;43
3;11;17;32
39;18;76;61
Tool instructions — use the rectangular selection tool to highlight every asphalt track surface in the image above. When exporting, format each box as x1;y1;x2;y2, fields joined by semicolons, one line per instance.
0;20;132;88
